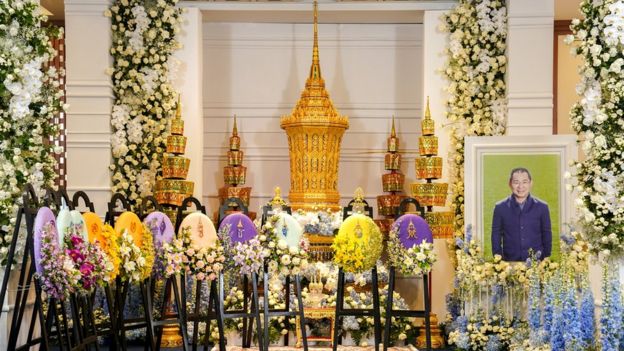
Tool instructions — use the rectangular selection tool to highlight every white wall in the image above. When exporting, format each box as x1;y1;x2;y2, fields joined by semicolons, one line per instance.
201;22;424;213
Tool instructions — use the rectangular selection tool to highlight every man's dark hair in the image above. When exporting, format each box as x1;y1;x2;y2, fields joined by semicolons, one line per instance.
509;167;532;182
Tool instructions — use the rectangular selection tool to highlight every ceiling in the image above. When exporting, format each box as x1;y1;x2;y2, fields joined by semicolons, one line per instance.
44;0;583;24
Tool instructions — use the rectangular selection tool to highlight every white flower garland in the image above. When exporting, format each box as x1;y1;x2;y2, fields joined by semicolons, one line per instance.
106;0;182;203
441;0;508;238
0;0;64;264
569;0;624;258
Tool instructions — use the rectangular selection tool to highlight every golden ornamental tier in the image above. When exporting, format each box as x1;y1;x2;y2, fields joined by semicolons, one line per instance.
419;136;438;156
227;150;244;167
154;179;194;195
376;194;406;217
374;218;394;236
171;118;184;135
424;211;454;239
224;166;246;185
411;183;448;207
415;157;443;179
162;156;190;179
218;186;251;207
382;173;405;193
422;117;435;136
154;191;188;207
229;134;240;151
384;153;401;171
166;135;187;154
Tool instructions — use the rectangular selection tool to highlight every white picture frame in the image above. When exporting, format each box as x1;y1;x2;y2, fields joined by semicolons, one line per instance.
464;135;577;260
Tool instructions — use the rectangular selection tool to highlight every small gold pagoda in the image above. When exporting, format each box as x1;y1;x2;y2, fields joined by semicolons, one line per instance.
218;116;252;207
280;1;349;211
154;97;195;225
410;97;454;239
375;117;406;234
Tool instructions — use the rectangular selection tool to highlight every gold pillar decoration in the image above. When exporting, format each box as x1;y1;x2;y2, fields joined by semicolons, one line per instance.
375;117;407;234
416;314;445;349
280;1;349;211
410;97;453;239
154;95;192;348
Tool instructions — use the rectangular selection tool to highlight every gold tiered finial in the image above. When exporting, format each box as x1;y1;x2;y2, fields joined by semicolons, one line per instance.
391;116;396;138
422;96;435;136
310;1;321;80
280;1;349;211
233;114;238;136
175;95;182;119
229;115;241;151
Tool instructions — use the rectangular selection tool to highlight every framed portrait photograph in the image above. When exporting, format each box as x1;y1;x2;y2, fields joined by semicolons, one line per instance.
464;135;577;262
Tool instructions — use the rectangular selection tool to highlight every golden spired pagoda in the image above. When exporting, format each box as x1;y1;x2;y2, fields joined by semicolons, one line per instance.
218;116;252;208
154;97;194;224
280;1;349;211
410;97;454;239
375;117;406;234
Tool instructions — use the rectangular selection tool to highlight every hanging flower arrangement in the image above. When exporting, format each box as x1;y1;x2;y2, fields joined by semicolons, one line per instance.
106;0;182;204
0;0;65;265
568;0;624;258
37;221;80;299
441;0;508;238
117;225;154;283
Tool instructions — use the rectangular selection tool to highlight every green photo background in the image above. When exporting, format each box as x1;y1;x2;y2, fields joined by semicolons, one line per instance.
482;154;560;261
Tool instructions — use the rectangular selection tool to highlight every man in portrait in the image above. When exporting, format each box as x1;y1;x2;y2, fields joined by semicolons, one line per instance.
491;167;552;261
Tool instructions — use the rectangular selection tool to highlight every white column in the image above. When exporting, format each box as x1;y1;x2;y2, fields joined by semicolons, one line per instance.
420;9;454;319
65;0;113;213
171;7;204;199
506;0;554;135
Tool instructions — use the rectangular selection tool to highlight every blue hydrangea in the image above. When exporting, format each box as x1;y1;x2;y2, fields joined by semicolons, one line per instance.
485;335;502;351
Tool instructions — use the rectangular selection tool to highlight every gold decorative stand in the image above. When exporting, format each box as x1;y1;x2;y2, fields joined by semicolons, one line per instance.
416;314;445;349
375;117;406;235
154;97;194;348
281;1;349;212
410;97;454;239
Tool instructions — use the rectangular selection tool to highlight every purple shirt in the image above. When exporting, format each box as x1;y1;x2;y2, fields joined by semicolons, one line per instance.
491;194;552;261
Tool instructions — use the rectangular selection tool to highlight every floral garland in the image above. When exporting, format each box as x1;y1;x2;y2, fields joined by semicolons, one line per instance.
64;233;113;293
0;0;64;264
161;226;226;281
117;225;154;283
441;0;508;238
106;0;182;203
567;0;624;257
37;221;79;299
386;226;437;276
259;215;310;276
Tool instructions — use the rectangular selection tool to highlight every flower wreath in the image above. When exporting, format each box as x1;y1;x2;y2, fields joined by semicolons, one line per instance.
259;215;309;276
219;224;266;276
117;224;155;283
38;221;80;299
332;215;383;274
162;226;226;281
386;226;437;276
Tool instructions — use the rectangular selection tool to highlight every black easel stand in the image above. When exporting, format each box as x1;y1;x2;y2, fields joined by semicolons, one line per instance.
383;197;432;351
333;199;381;351
260;265;308;351
0;184;52;350
105;192;158;350
142;195;187;351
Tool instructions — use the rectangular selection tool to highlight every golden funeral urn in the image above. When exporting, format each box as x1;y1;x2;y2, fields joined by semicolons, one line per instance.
280;1;349;211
